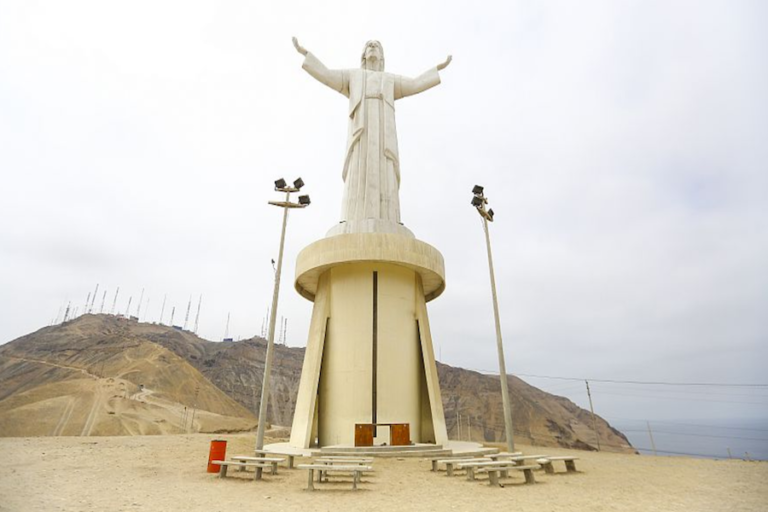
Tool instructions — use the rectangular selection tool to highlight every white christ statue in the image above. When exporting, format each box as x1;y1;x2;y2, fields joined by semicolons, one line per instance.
293;38;451;236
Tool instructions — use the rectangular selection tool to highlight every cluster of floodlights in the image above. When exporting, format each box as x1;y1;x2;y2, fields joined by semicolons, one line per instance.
471;184;494;221
273;177;311;207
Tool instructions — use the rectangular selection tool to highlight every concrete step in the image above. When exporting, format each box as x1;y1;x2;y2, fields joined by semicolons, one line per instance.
313;447;453;458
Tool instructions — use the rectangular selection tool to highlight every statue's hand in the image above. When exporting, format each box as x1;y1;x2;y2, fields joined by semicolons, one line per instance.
437;55;452;71
292;37;308;56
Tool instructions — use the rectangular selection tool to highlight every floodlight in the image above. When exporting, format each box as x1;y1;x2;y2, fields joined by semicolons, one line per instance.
471;196;483;207
472;185;484;196
487;208;495;220
274;178;287;190
293;177;305;190
298;195;311;206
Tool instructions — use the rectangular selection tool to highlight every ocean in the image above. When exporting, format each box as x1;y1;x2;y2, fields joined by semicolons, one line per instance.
611;417;768;461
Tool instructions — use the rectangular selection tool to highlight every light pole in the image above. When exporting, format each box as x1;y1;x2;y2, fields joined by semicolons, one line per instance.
471;184;515;452
254;177;310;455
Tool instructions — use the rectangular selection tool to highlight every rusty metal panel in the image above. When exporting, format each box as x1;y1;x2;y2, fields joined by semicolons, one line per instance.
391;423;410;446
355;423;374;447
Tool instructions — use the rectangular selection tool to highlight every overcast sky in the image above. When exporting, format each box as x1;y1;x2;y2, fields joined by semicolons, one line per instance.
1;1;766;432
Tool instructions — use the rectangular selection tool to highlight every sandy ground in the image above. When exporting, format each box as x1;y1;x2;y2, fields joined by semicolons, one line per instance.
0;434;766;512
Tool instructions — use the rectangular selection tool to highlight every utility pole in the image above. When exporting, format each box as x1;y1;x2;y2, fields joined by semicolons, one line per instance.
254;177;310;454
189;385;200;433
585;380;601;451
646;421;657;455
471;185;515;452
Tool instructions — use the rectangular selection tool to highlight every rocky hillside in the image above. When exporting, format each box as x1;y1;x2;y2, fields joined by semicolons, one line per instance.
0;314;633;453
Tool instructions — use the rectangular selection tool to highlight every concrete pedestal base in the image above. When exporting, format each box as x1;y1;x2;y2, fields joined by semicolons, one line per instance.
289;233;448;448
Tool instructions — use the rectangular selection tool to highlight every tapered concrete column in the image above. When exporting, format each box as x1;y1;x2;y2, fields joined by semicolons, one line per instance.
289;233;448;448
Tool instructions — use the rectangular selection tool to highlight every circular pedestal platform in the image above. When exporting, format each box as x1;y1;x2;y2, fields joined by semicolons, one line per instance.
294;232;446;303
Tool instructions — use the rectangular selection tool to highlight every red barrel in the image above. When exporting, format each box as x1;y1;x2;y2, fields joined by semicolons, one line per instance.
207;439;227;473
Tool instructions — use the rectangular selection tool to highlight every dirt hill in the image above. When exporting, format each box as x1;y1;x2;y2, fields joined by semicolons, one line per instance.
0;314;633;453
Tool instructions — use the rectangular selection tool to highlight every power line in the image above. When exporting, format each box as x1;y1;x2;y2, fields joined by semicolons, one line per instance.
621;429;768;442
595;390;768;406
604;417;768;433
513;372;768;388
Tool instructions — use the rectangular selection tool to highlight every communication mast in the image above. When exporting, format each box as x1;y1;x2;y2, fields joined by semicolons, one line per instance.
84;292;91;316
170;306;176;326
125;296;132;317
193;295;202;334
111;287;120;315
89;284;99;313
223;312;230;341
159;295;167;325
136;288;145;318
99;290;107;314
63;301;71;322
183;295;192;330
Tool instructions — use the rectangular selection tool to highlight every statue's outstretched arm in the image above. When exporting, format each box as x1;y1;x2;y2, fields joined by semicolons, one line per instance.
292;37;308;56
293;37;348;96
394;55;451;100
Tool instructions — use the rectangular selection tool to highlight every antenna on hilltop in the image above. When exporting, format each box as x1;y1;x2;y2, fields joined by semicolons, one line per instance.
99;290;107;314
111;287;120;315
159;295;167;325
183;295;192;330
193;295;202;334
89;284;99;313
136;288;145;318
63;301;71;322
223;312;230;341
125;296;132;317
170;306;176;326
84;292;91;316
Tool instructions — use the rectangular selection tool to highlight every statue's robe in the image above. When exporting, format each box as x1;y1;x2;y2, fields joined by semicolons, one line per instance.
302;52;441;233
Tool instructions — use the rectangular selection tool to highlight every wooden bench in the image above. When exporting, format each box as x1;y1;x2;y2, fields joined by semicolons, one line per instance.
211;460;281;480
477;464;540;486
433;458;488;476
253;449;301;469
536;456;579;474
230;455;284;477
297;464;374;491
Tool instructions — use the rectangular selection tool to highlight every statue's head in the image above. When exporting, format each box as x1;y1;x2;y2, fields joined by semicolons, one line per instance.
360;40;385;71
